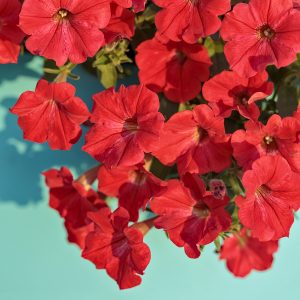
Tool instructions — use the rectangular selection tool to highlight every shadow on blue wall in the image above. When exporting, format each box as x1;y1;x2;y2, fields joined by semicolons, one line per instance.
0;54;138;206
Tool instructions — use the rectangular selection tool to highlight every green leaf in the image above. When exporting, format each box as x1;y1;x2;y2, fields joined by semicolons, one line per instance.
97;63;118;89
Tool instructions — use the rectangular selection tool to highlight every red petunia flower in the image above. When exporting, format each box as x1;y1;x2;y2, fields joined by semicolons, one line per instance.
220;229;278;277
153;104;232;176
112;0;146;12
151;174;231;258
136;36;211;103
19;0;110;66
43;167;107;248
236;155;300;242
202;71;273;120
11;79;90;150
153;0;231;43
231;115;300;172
83;85;165;168
98;163;166;221
221;0;300;77
103;3;135;44
82;207;152;289
0;0;25;64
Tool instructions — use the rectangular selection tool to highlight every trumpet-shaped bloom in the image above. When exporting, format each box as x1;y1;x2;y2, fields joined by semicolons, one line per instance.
82;207;151;289
104;3;135;44
153;105;232;175
44;167;107;248
19;0;110;66
136;36;211;103
83;85;165;168
221;0;300;77
98;164;166;221
231;115;300;172
202;71;273;120
236;155;300;241
11;80;90;150
153;0;231;43
220;229;278;277
151;174;231;258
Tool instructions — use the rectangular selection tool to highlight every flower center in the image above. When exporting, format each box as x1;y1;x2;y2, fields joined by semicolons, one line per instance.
193;127;209;144
55;9;70;21
255;184;271;201
237;95;249;106
123;118;139;133
129;170;147;185
264;135;274;145
192;203;210;219
257;24;275;40
176;51;187;64
262;135;278;153
229;86;249;106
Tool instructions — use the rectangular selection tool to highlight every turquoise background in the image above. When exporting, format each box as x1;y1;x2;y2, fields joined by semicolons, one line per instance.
0;55;299;300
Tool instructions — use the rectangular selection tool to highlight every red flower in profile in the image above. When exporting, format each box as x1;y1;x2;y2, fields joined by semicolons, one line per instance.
221;0;300;77
82;207;152;289
11;80;90;150
236;155;300;242
202;71;273;120
98;163;166;221
43;167;106;248
153;0;231;43
136;36;211;103
220;229;278;277
19;0;110;66
112;0;146;12
151;174;231;258
103;3;135;44
83;85;165;168
0;0;25;64
153;105;232;176
231;115;300;172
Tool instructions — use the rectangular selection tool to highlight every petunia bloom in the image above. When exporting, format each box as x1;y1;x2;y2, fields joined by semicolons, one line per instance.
136;36;211;103
221;0;300;77
0;0;25;64
153;0;231;43
231;115;300;172
83;84;165;168
19;0;111;66
202;71;273;120
98;163;167;221
103;3;135;44
153;104;232;176
44;166;106;248
236;155;300;242
151;174;231;258
220;229;278;277
11;79;90;150
82;207;152;289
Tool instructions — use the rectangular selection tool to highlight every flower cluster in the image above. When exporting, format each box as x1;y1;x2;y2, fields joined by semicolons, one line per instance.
3;0;300;290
